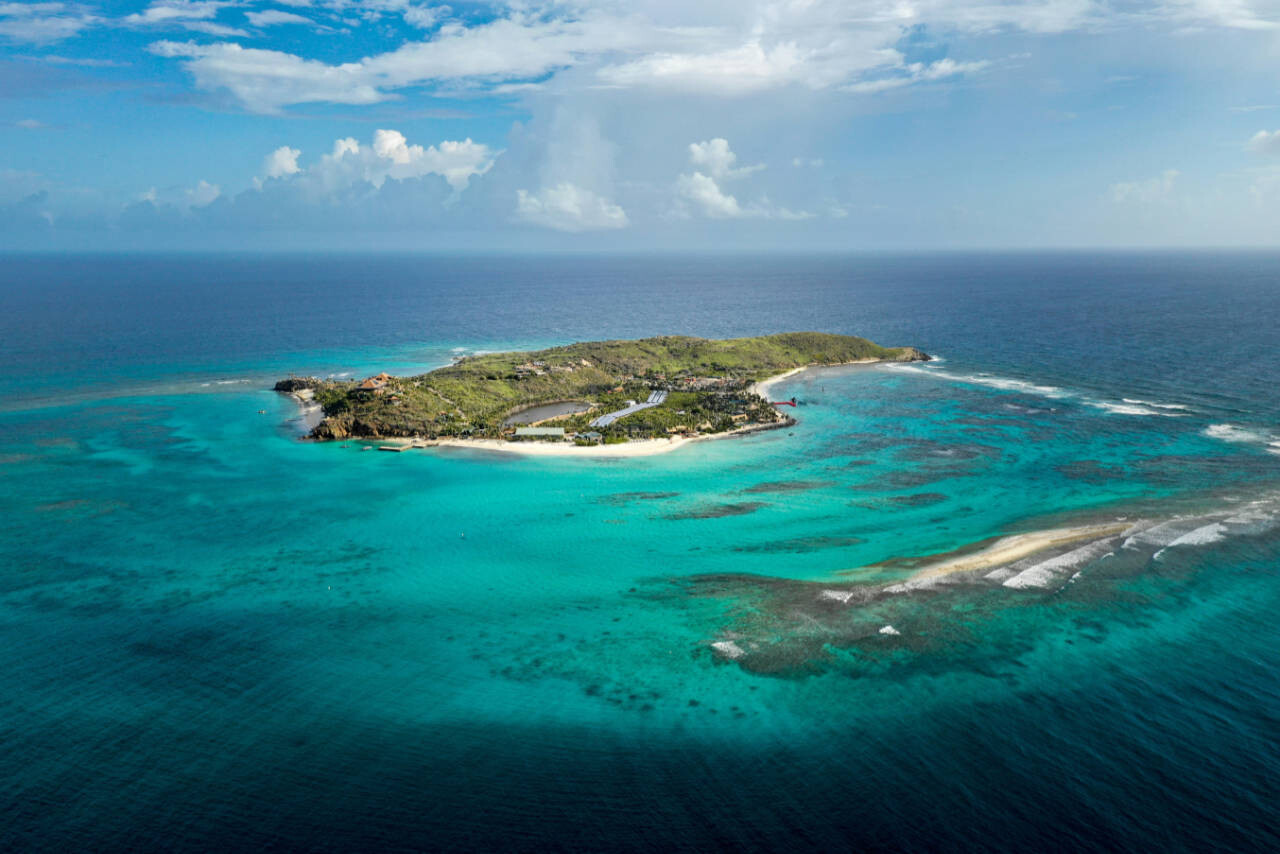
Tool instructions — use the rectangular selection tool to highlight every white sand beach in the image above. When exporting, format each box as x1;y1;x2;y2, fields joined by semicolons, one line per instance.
432;435;693;457
747;359;882;399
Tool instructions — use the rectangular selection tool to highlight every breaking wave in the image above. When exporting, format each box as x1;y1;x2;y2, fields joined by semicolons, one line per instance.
1204;423;1278;452
1123;398;1192;411
1000;536;1121;589
887;364;1189;416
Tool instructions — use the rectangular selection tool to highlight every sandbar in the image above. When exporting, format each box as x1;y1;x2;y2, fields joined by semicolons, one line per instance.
888;522;1131;587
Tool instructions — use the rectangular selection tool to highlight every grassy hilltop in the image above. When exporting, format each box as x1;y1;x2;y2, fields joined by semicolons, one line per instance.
277;332;928;442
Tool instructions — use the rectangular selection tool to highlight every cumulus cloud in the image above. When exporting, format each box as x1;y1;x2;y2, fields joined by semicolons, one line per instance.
263;146;301;179
1247;129;1280;155
147;13;657;112
366;129;495;189
136;178;221;211
676;171;744;218
1109;169;1180;204
124;1;222;24
676;138;808;220
187;179;221;207
688;138;763;180
0;2;97;44
246;9;314;27
148;41;386;112
259;130;496;192
124;0;248;37
515;183;629;232
141;1;1280;111
596;40;816;95
509;111;629;232
1162;0;1280;31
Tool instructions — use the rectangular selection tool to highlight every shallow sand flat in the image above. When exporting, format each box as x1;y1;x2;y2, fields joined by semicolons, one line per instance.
884;522;1132;589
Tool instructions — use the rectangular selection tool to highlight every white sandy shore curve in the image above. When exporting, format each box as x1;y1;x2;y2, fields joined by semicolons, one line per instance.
747;366;806;400
748;358;880;400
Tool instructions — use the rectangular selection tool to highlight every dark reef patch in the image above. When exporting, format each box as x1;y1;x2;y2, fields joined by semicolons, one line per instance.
741;480;833;494
887;493;948;507
665;502;767;520
893;442;1000;463
597;491;680;505
733;535;865;554
850;467;966;490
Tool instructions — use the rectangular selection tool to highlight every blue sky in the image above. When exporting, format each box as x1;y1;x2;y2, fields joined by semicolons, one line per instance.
2;0;1280;250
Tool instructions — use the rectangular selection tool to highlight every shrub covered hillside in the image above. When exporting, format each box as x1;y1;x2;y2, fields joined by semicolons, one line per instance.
277;333;929;441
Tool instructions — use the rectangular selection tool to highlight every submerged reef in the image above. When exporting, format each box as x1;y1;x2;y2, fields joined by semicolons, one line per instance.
679;501;1280;678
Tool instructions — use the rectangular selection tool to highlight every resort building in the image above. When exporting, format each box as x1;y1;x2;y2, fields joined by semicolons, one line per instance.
513;427;566;439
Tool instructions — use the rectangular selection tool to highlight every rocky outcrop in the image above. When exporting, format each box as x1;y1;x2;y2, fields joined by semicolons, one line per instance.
274;377;323;393
893;347;931;362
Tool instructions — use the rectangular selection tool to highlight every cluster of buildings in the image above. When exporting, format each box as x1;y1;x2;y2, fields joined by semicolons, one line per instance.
513;358;593;379
670;375;743;391
356;372;395;394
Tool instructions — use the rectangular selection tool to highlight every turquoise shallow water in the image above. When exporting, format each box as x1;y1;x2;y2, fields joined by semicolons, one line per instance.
2;253;1280;851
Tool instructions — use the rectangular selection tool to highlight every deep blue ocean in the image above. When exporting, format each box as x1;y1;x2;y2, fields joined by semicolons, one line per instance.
2;252;1279;852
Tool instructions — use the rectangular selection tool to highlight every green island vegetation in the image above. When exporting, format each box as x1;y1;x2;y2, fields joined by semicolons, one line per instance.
275;333;929;443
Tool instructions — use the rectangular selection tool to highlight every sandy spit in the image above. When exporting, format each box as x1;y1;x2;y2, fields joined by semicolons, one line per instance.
892;523;1132;587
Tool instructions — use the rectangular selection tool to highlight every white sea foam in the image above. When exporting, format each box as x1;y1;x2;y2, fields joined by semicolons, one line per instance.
1086;401;1164;416
890;364;1187;417
1164;522;1229;549
1123;398;1192;411
890;364;1067;396
1204;423;1273;444
1139;506;1278;559
1222;509;1280;536
879;625;900;636
1085;400;1188;417
711;640;745;659
820;589;856;603
1002;536;1119;589
214;379;252;385
1123;517;1221;550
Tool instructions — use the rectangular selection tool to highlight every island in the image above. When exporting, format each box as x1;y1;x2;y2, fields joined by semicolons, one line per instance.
275;333;929;454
